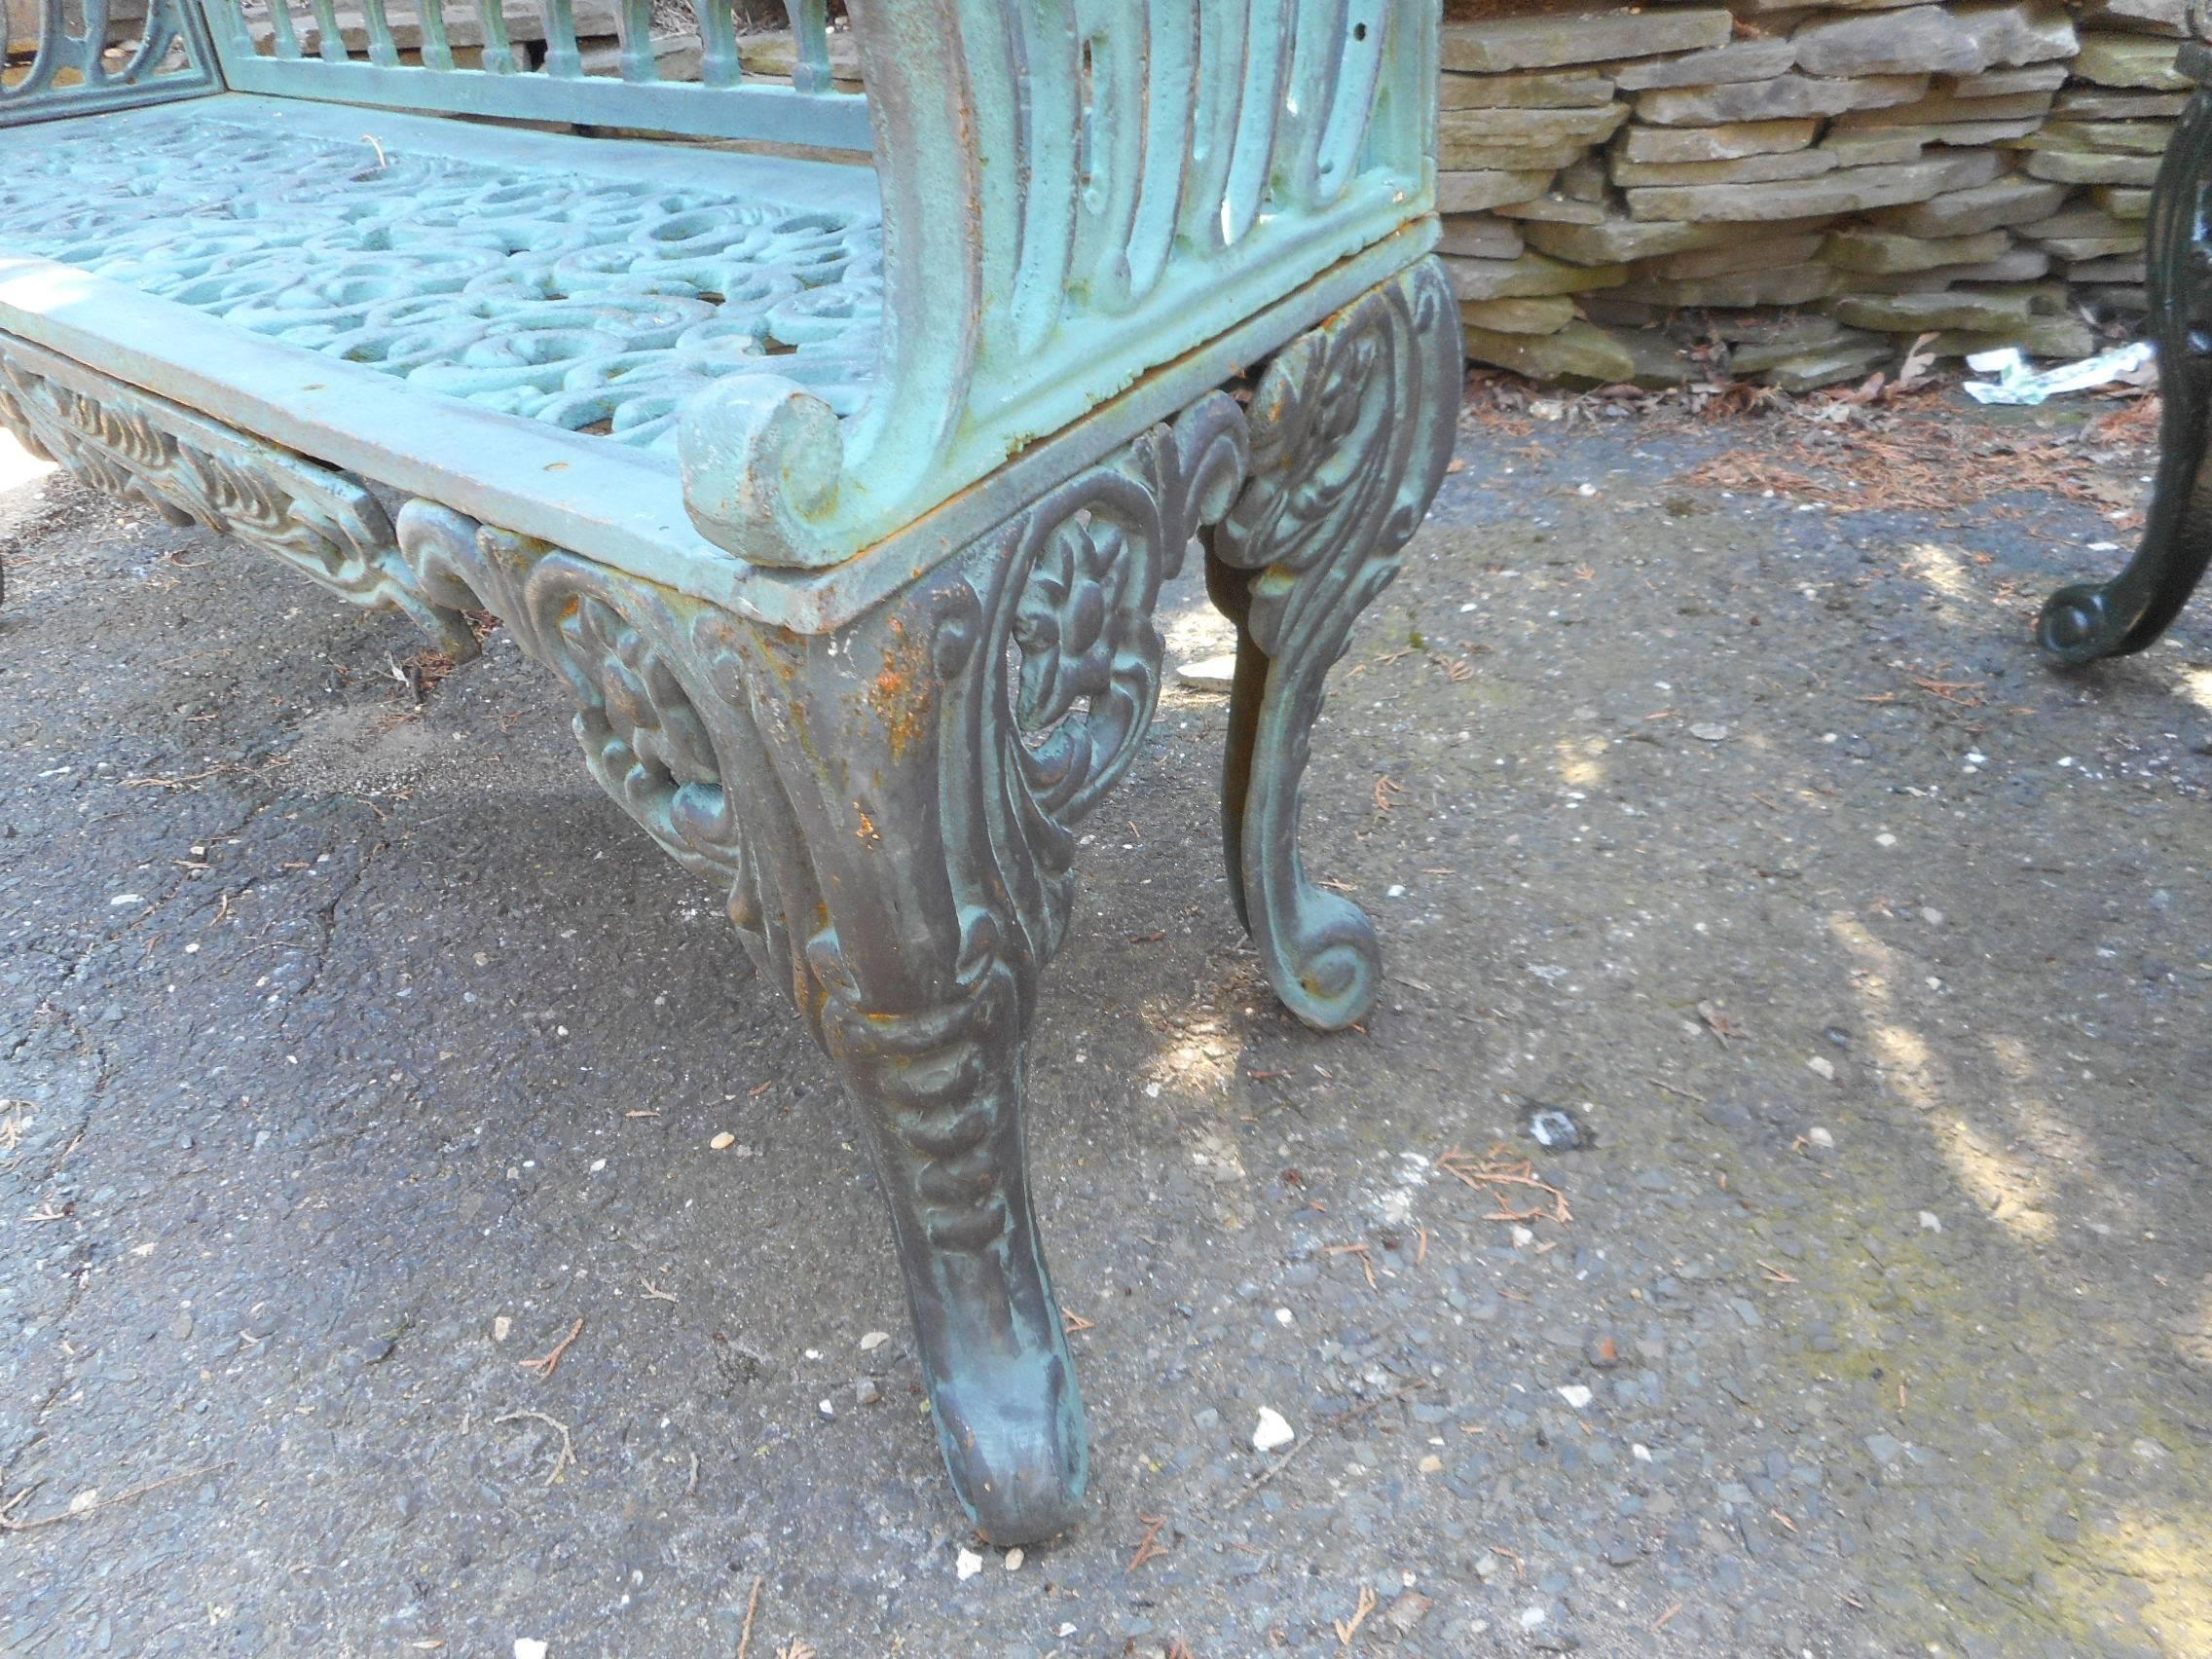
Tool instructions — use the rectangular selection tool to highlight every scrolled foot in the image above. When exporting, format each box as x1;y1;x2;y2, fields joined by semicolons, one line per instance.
919;1261;1088;1543
2038;581;2130;667
819;962;1088;1543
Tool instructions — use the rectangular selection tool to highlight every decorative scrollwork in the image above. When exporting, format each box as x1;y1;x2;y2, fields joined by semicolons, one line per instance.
0;333;472;653
918;393;1250;989
390;503;775;967
1203;256;1461;1030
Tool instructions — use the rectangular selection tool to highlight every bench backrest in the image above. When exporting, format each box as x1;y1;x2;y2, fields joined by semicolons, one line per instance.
1;0;870;150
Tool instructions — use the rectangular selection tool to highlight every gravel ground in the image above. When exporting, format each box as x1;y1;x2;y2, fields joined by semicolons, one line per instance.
2;389;2209;1659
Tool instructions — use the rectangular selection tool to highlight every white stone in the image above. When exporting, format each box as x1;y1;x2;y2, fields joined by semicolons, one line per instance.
1557;1384;1594;1409
1177;654;1237;692
956;1549;984;1580
1253;1408;1296;1452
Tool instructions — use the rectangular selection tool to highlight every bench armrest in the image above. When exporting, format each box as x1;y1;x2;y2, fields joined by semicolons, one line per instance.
682;0;1439;571
0;0;222;124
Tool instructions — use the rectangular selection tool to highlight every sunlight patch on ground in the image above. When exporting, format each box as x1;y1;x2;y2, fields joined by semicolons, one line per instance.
1934;1116;2058;1243
2177;666;2212;718
1906;541;1977;605
1554;734;1606;789
2069;1507;2212;1654
1161;596;1238;663
1828;913;2063;1243
0;428;55;494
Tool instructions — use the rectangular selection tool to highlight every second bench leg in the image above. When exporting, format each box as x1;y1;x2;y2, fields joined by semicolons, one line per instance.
1203;258;1462;1031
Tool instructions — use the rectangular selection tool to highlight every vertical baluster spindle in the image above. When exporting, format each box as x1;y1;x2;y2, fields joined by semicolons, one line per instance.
416;0;452;70
694;0;736;88
361;0;399;66
782;0;827;94
617;0;651;80
540;0;579;78
476;0;514;74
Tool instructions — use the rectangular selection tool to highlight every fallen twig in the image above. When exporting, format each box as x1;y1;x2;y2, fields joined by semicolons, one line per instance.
1128;1513;1172;1571
1438;1146;1571;1227
1335;1584;1378;1649
736;1575;763;1659
494;1409;574;1487
1242;1382;1428;1501
517;1315;584;1380
1325;1241;1379;1291
0;1459;231;1532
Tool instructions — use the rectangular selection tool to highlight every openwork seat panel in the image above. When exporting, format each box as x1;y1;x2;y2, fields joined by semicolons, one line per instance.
0;110;884;452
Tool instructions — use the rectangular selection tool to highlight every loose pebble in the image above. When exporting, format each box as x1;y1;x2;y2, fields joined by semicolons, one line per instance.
955;1549;983;1581
708;1131;736;1150
1252;1408;1296;1452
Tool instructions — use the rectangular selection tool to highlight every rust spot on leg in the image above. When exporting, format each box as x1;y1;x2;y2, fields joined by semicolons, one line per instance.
866;616;937;763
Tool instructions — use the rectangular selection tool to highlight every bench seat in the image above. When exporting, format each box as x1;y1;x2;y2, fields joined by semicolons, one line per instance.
0;93;892;617
0;95;884;453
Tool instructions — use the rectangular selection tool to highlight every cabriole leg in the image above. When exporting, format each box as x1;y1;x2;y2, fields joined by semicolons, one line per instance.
1202;258;1462;1030
728;398;1251;1540
2040;83;2212;666
815;928;1088;1544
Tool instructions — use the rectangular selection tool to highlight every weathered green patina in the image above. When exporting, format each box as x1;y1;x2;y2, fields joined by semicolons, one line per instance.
0;0;1459;1542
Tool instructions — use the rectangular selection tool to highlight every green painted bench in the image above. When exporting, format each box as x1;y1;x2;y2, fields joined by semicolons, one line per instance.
0;0;1460;1541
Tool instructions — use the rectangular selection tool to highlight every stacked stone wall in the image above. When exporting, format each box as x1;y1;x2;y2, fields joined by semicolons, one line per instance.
1438;1;2189;387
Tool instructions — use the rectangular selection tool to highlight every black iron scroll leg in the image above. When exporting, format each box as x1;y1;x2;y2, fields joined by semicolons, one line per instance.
2040;84;2212;666
1202;258;1463;1030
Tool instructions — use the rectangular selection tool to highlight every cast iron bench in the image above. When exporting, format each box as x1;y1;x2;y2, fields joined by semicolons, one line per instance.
0;0;1459;1541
